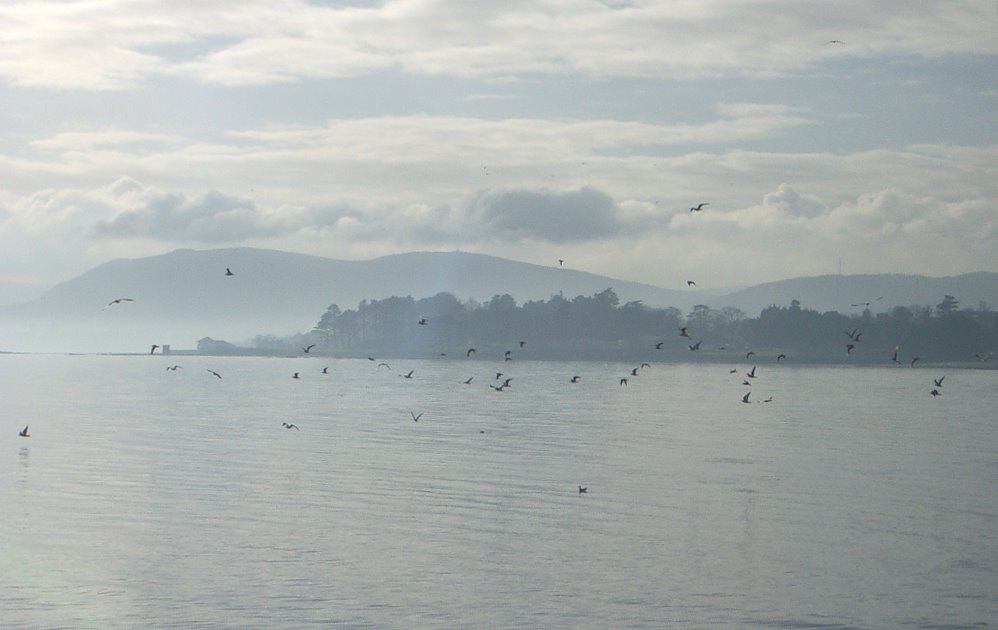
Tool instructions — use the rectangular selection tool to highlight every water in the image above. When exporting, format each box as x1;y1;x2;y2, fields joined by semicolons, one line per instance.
2;354;996;628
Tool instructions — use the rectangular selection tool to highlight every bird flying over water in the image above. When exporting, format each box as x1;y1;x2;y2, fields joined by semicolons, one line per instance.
655;341;664;350
620;378;628;386
302;344;315;353
570;375;581;383
846;344;855;355
746;366;757;378
463;377;474;384
467;348;476;357
418;318;428;325
777;353;786;361
746;351;754;359
741;392;751;404
578;485;588;494
322;367;329;374
150;344;159;355
19;425;29;437
166;365;182;371
911;357;920;367
930;389;940;397
207;369;222;379
410;410;423;422
825;39;845;45
679;327;689;338
292;372;300;379
225;267;234;276
282;422;300;430
401;370;414;379
519;341;526;348
933;376;945;387
688;341;702;351
690;203;709;212
687;280;696;287
103;298;133;310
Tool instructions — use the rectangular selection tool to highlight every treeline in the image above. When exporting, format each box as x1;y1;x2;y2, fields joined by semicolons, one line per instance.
250;289;998;363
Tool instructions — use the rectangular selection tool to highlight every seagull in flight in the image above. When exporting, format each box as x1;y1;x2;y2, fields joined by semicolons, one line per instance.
825;39;845;45
690;203;709;212
930;389;941;397
933;376;945;387
302;344;315;353
166;365;182;371
463;376;474;385
401;370;414;379
225;267;234;276
103;298;133;310
377;362;391;370
282;422;300;430
746;351;755;359
418;318;428;325
207;369;222;379
655;341;665;350
150;344;159;355
679;327;690;338
741;392;752;404
746;366;757;378
558;259;565;266
910;357;920;367
846;343;856;355
467;348;476;357
410;410;423;422
688;341;702;351
687;280;696;287
777;353;787;361
578;485;588;495
519;341;526;348
322;367;329;374
19;425;30;437
570;375;581;383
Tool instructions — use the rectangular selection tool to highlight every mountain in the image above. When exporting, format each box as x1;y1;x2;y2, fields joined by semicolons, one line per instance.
2;247;995;354
0;248;692;352
717;272;998;315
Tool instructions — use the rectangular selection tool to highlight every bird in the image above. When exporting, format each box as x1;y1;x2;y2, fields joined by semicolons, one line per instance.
679;327;690;338
377;362;391;370
495;372;503;380
630;367;639;376
690;203;709;212
687;280;696;287
655;341;664;350
891;347;900;363
746;351;755;359
777;353;787;361
292;372;300;379
467;348;476;357
401;370;414;379
558;259;564;266
282;422;300;430
825;39;845;45
741;392;752;404
578;485;588;494
729;369;738;374
930;389;941;397
688;341;702;351
846;343;856;355
302;344;315;353
742;380;751;386
641;363;650;368
463;377;474;384
19;425;29;437
207;369;222;379
619;378;628;386
570;375;581;383
321;367;329;374
103;297;133;310
502;377;513;388
911;357;920;367
519;341;526;348
418;318;428;326
490;383;506;391
150;344;159;355
225;267;234;276
933;376;945;387
165;365;182;371
763;396;773;403
746;366;757;378
410;410;423;422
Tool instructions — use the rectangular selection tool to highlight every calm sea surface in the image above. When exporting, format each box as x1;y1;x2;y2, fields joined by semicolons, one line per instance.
2;354;996;628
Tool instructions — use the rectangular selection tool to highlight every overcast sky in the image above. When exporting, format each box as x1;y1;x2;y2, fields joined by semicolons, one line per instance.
1;0;997;293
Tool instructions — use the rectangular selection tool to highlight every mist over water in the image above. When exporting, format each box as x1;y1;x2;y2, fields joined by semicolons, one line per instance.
2;355;996;628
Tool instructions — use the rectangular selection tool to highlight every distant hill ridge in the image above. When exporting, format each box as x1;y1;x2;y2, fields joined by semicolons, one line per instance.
1;247;996;353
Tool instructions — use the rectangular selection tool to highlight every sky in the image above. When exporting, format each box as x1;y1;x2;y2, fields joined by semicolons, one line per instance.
1;0;997;295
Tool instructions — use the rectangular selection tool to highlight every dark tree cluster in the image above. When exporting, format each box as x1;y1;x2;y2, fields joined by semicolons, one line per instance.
256;289;997;364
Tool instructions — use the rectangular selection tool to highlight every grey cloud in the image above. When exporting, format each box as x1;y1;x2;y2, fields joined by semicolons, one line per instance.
466;187;622;243
763;184;827;218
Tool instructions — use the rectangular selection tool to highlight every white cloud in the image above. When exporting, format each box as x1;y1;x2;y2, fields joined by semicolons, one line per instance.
1;0;994;90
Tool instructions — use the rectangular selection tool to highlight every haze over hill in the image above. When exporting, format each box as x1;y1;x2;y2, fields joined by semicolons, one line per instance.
1;247;995;354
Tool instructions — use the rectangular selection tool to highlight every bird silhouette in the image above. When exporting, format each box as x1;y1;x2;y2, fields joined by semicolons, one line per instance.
619;378;628;386
655;341;665;350
103;297;133;310
933;376;945;387
410;410;423;422
688;341;702;351
19;425;29;437
911;357;920;367
930;389;940;397
746;366;757;378
292;372;300;379
282;422;300;430
519;341;526;348
225;268;234;276
687;280;696;287
690;203;709;212
578;485;588;494
558;259;565;266
746;351;755;359
303;344;315;353
846;344;856;355
150;344;159;355
165;365;182;371
777;353;786;361
825;39;845;45
207;369;222;379
467;348;476;357
630;367;639;376
679;327;689;338
463;376;474;384
401;370;414;379
377;362;391;370
570;375;581;383
741;392;752;404
418;318;428;325
321;367;329;374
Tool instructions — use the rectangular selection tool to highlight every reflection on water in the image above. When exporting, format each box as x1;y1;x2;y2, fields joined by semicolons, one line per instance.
1;354;997;628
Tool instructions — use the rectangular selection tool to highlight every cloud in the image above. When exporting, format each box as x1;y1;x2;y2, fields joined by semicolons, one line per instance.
1;1;995;90
465;187;622;243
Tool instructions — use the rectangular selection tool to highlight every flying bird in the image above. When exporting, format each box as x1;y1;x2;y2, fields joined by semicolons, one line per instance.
687;280;696;287
570;375;581;383
292;372;300;379
410;410;423;422
558;259;565;266
519;341;526;348
322;367;329;374
150;344;159;355
746;351;755;359
746;366;757;378
225;268;234;276
466;348;476;357
619;378;628;386
846;343;856;355
302;344;315;353
103;298;133;310
777;353;787;361
655;341;665;350
377;362;391;370
688;341;702;351
911;357;920;367
418;318;428;325
401;370;414;379
282;422;300;430
679;327;690;338
19;425;29;437
933;376;945;387
631;367;639;376
690;203;709;212
578;485;588;495
166;365;182;371
930;389;941;397
741;392;752;404
825;39;845;45
463;376;474;384
207;369;222;379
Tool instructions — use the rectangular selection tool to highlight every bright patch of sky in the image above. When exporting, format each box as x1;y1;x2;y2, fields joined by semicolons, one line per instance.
1;0;996;291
